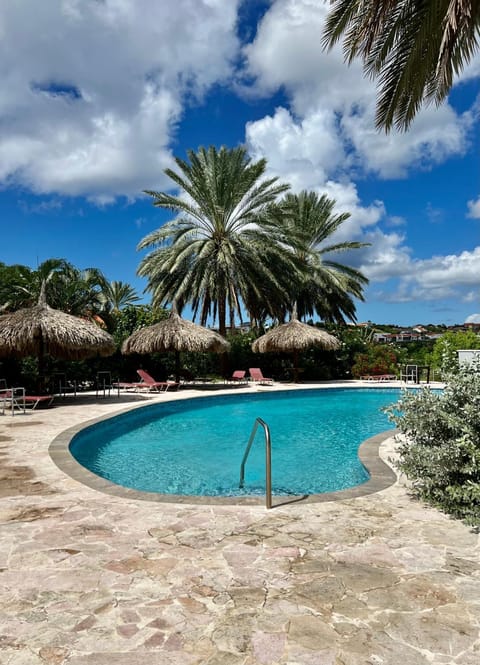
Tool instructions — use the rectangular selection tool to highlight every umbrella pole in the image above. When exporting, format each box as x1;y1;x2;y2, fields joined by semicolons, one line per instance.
37;333;46;394
175;351;181;384
293;349;299;383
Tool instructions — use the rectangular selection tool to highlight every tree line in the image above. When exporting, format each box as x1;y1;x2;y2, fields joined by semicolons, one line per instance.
1;146;369;339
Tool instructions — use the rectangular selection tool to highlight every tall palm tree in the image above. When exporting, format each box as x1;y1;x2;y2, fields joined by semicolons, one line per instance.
265;190;369;323
138;145;295;336
323;0;480;131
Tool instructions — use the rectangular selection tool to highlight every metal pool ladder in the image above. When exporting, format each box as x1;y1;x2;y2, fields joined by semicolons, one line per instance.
239;417;272;509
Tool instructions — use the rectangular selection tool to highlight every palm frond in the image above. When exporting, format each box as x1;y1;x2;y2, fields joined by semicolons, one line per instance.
323;0;480;131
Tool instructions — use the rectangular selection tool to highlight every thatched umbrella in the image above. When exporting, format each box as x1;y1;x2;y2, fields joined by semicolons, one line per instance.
252;307;340;382
0;283;115;391
121;305;230;382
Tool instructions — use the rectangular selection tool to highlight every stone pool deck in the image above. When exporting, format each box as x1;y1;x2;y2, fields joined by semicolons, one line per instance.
0;381;478;664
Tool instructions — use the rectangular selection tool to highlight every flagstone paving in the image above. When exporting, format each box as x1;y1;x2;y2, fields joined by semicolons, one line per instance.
0;383;479;664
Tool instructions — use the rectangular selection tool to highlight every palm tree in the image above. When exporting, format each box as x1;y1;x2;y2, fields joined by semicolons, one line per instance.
0;258;71;312
138;145;295;336
0;262;33;312
0;259;109;319
46;265;108;318
99;280;140;314
265;190;369;324
323;0;480;131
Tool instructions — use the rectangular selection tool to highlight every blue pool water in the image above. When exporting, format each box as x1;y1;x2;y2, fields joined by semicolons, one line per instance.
70;388;400;497
70;389;400;496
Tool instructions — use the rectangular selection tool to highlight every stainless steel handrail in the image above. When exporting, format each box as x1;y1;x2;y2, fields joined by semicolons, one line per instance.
239;417;272;509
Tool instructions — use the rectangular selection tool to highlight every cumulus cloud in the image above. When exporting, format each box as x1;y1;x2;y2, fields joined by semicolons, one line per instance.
358;231;413;282
465;313;480;324
0;0;240;200
243;0;368;113
467;196;480;218
370;247;480;303
246;107;346;188
243;0;471;181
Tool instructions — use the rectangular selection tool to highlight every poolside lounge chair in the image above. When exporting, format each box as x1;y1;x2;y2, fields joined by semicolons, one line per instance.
0;384;54;414
23;394;54;409
248;368;273;385
226;370;247;384
136;369;179;392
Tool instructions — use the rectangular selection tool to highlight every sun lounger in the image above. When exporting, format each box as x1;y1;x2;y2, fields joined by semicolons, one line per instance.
136;370;179;392
1;386;54;414
112;380;171;393
226;370;247;384
248;368;274;385
24;394;54;408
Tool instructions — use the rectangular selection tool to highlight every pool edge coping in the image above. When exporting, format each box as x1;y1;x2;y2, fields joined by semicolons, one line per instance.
49;391;400;506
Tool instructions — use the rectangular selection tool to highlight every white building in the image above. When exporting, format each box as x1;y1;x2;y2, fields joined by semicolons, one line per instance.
458;349;480;366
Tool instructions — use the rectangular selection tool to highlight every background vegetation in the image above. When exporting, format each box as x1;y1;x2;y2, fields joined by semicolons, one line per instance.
385;361;480;527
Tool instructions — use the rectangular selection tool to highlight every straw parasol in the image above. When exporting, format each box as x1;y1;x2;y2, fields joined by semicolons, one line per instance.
121;305;230;382
252;306;340;382
0;282;115;390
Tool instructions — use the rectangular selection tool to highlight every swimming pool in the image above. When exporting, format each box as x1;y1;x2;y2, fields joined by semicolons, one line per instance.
69;388;399;497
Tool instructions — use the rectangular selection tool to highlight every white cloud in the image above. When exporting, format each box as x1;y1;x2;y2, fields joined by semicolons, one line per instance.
412;248;480;289
455;54;480;85
358;230;412;282
243;0;368;114
246;107;346;188
465;313;480;324
0;0;240;200
2;0;475;203
246;111;386;245
243;0;471;181
467;196;480;218
386;216;406;228
340;102;467;179
370;247;480;303
463;291;479;304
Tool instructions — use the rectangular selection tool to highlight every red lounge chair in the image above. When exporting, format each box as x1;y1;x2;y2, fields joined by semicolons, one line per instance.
248;368;273;385
1;386;54;414
136;370;179;392
24;395;54;409
227;370;247;384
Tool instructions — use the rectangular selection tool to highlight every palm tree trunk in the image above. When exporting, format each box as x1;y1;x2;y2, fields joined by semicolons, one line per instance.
218;295;228;377
218;295;227;338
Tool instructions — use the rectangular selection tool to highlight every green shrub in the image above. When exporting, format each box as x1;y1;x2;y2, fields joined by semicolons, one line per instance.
384;363;480;526
431;330;480;377
351;343;399;378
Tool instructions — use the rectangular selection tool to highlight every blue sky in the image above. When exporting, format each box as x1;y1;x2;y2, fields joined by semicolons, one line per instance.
1;0;479;327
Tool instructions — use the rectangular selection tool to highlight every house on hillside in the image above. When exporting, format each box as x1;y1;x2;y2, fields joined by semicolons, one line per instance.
373;328;443;344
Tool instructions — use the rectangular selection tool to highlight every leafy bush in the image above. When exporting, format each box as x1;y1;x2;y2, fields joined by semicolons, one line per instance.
384;363;480;526
431;330;480;376
351;343;399;378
